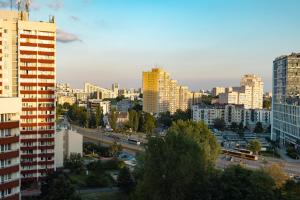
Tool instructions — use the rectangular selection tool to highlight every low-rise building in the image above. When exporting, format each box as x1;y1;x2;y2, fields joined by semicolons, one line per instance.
57;95;76;105
192;104;271;130
87;99;111;115
117;99;132;112
212;87;226;97
55;127;83;168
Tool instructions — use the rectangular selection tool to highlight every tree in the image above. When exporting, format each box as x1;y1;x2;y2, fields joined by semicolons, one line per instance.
64;153;84;174
88;111;97;128
173;109;191;122
109;109;118;131
263;164;289;188
248;139;262;155
143;113;156;135
95;106;104;127
63;102;71;109
117;167;135;194
40;172;81;200
254;122;264;133
158;111;172;127
129;110;139;132
281;180;300;200
238;122;244;136
78;108;88;127
263;99;272;110
201;95;212;105
133;111;139;132
109;141;122;157
231;122;238;132
135;120;220;200
213;118;225;131
216;165;278;200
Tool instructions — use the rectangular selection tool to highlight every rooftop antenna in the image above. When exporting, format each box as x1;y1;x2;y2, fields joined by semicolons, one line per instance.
25;0;31;13
16;0;21;11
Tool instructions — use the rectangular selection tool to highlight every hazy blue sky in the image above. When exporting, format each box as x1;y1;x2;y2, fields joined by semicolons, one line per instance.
4;0;300;91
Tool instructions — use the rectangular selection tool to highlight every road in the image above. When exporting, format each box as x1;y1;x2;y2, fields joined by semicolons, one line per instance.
70;124;144;153
63;118;300;176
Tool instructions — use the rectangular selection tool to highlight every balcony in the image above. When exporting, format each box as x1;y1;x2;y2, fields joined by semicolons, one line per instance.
0;121;19;130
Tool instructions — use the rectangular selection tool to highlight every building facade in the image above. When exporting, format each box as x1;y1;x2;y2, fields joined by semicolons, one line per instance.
218;74;264;109
212;87;226;97
272;53;300;148
0;10;56;185
142;68;192;114
0;98;21;200
55;128;83;169
192;104;271;130
84;82;116;99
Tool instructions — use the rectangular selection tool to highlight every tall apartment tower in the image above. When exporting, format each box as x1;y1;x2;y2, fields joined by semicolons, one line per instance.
272;53;300;148
0;10;56;186
142;68;191;114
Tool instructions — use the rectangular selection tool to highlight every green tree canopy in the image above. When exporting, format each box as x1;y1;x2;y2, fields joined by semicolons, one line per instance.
254;122;264;133
248;139;262;155
40;172;81;200
213;118;225;131
117;167;135;194
135;120;220;200
216;165;278;200
109;109;118;131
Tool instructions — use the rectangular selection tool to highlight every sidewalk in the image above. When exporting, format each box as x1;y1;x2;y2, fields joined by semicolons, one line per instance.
276;148;300;164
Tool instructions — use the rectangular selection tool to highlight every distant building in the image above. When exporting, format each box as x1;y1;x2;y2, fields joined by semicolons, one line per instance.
87;99;111;115
192;104;271;130
57;95;76;105
84;82;116;99
112;83;119;97
55;128;83;168
212;87;226;97
118;88;140;100
117;99;132;112
272;53;300;148
142;68;192;114
218;74;264;109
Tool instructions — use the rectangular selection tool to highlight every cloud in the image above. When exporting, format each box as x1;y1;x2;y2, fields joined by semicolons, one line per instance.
57;29;82;43
70;16;80;21
48;0;64;11
30;2;41;11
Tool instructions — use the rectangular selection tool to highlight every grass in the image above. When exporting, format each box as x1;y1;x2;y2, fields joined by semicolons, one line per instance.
69;172;115;189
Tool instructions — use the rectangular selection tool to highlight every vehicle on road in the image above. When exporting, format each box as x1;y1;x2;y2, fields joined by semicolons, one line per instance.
127;138;141;145
234;148;253;155
221;149;258;161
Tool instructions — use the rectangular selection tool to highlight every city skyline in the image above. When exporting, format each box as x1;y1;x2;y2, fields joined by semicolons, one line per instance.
1;0;298;91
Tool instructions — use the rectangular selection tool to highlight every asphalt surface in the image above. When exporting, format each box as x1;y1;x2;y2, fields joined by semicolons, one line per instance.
63;117;300;176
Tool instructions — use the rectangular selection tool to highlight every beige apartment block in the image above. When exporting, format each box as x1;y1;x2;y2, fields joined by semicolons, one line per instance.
218;74;264;109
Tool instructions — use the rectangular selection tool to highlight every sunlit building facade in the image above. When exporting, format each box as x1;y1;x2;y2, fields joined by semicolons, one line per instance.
142;68;192;114
0;10;56;186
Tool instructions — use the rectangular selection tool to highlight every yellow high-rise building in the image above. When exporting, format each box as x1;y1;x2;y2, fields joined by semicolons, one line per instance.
142;68;192;114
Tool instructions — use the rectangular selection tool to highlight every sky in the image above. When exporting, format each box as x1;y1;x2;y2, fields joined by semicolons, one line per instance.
1;0;300;91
